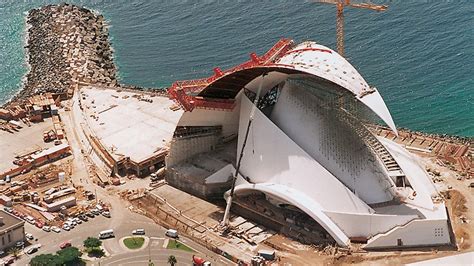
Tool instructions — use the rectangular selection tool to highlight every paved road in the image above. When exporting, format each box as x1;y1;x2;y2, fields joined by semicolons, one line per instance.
98;236;230;266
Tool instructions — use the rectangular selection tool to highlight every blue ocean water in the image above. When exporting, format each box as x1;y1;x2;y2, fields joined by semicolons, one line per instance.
0;1;472;136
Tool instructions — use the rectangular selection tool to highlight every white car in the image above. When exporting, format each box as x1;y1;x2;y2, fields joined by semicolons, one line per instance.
66;218;77;226
65;220;75;228
25;216;35;224
25;233;34;240
73;218;82;224
51;226;61;233
102;211;111;218
42;226;51;232
62;224;71;231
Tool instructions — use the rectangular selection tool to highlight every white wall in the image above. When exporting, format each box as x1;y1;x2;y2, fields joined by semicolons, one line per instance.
177;95;241;138
166;135;219;167
205;164;233;184
238;95;371;214
269;82;392;204
364;219;451;249
325;211;417;238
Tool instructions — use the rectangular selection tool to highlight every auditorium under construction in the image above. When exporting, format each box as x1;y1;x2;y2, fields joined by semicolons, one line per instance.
163;38;453;249
77;38;453;250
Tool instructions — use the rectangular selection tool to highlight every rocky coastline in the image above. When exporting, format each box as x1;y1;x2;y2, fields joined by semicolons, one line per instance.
7;3;117;105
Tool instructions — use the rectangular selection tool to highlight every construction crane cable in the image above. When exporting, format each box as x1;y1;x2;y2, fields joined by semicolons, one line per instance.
222;73;267;226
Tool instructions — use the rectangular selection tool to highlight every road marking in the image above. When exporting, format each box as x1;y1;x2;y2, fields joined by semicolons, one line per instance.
150;240;161;247
150;237;165;240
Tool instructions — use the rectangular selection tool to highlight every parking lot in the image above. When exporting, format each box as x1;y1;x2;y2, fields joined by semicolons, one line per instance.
12;202;228;266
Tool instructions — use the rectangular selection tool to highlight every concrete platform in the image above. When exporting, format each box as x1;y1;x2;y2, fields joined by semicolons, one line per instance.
150;184;222;228
0;118;55;174
80;87;183;163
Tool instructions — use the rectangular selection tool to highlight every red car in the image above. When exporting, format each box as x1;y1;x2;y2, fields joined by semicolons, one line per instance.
59;241;71;249
35;221;44;228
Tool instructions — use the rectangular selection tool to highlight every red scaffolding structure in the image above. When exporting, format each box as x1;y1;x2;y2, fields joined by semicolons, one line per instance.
168;38;295;111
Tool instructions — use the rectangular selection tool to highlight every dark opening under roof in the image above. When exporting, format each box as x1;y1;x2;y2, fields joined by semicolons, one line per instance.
197;66;300;99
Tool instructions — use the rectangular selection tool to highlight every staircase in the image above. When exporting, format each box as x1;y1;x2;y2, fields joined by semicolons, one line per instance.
339;109;405;178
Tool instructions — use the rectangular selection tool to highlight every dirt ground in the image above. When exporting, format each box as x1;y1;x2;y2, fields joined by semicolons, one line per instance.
0;118;55;173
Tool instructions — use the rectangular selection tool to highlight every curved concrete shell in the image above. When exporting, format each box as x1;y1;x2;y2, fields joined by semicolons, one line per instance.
168;39;451;249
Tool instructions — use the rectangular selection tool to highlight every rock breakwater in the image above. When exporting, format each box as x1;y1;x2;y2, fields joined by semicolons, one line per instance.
15;3;117;102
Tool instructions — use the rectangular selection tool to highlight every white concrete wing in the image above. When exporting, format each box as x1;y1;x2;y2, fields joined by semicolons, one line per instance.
276;42;397;134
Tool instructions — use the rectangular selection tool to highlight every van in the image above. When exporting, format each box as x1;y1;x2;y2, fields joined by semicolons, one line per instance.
99;229;114;239
132;229;145;235
165;229;178;238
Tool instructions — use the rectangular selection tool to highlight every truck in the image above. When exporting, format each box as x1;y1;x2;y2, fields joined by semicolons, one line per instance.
257;249;276;261
43;130;56;142
165;229;178;238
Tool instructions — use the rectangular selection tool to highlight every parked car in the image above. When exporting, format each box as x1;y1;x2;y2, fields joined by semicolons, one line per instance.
4;256;15;265
25;216;35;224
15;241;24;248
66;218;77;226
59;241;71;249
35;221;44;229
102;211;111;218
132;229;145;235
42;226;51;232
26;247;38;254
62;224;71;231
86;212;95;218
25;233;34;240
73;218;82;224
51;226;61;233
91;209;100;216
78;214;88;222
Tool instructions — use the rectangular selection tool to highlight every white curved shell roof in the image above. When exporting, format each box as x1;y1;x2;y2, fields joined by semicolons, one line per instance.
277;41;371;96
275;41;398;134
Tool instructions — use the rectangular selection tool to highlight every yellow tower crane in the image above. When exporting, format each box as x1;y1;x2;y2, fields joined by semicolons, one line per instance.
314;0;388;57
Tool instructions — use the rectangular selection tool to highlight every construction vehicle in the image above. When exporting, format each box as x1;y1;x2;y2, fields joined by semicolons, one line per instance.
43;129;57;142
313;0;388;57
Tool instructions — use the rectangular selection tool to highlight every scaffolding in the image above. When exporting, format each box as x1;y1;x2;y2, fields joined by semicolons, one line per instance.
168;39;294;112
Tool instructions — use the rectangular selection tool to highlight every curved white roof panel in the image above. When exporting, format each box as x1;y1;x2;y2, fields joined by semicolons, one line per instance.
276;41;397;134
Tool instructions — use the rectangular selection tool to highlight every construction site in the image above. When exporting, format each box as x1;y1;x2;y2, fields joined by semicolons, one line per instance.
0;2;473;265
0;93;110;239
63;38;472;264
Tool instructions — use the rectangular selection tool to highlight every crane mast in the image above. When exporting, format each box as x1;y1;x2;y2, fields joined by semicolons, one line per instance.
314;0;388;57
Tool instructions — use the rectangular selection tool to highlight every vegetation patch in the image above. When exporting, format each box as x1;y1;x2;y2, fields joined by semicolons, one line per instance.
166;239;193;252
83;237;105;258
30;247;83;266
123;237;145;249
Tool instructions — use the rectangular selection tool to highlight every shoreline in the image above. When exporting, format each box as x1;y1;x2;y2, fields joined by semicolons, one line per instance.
3;3;118;107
